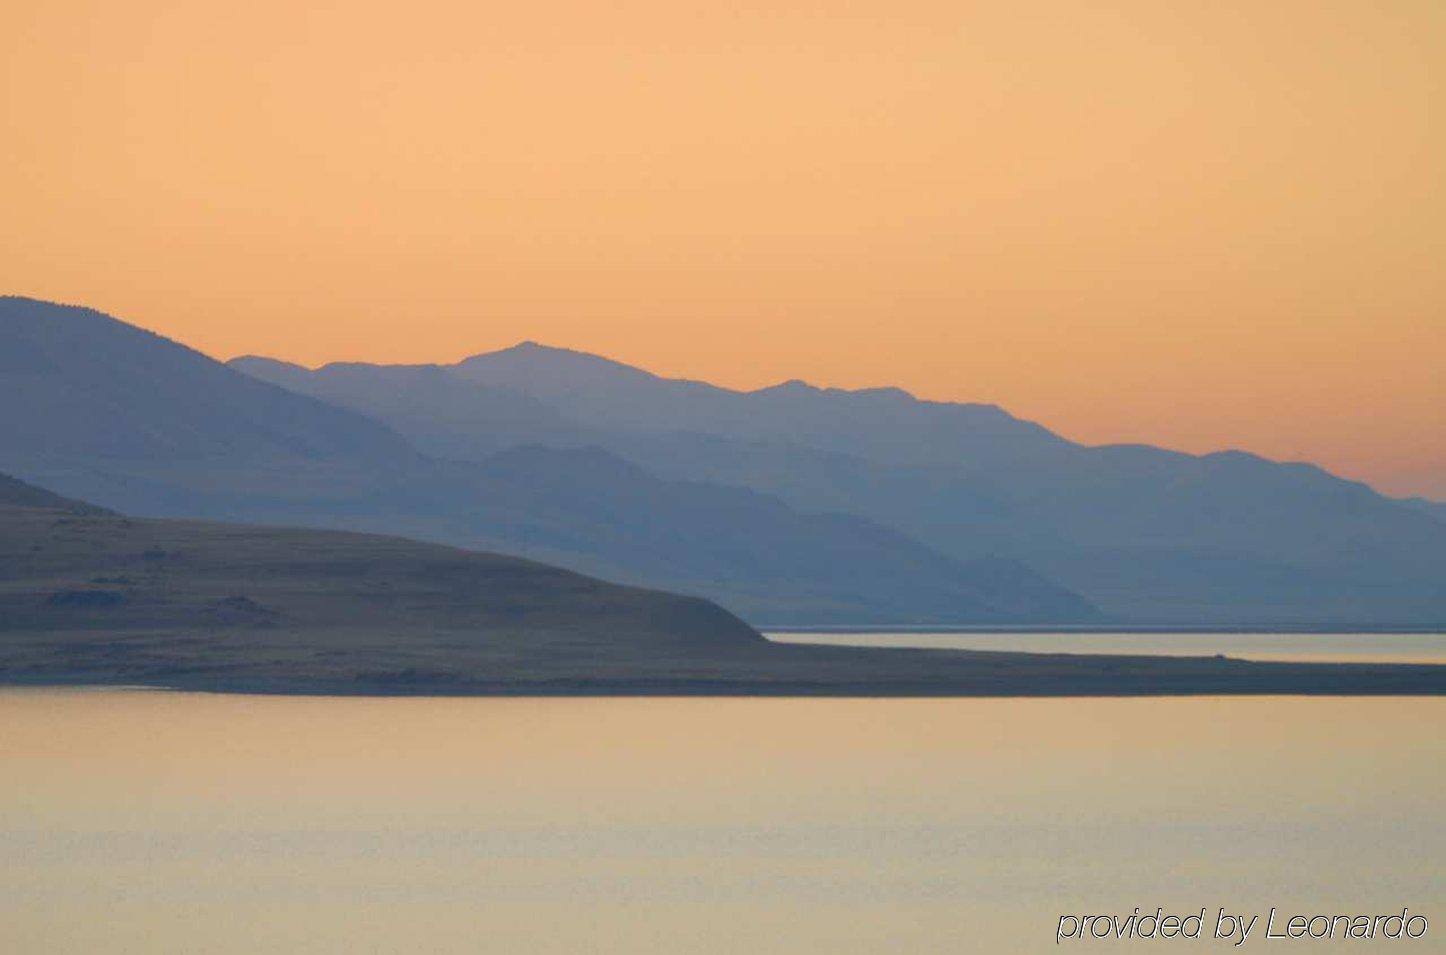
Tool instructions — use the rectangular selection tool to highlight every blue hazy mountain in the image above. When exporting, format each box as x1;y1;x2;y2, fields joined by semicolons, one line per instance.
1402;497;1446;525
1;296;1096;624
231;341;1446;626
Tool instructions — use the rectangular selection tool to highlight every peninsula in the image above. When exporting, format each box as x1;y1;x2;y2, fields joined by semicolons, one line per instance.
3;474;1443;697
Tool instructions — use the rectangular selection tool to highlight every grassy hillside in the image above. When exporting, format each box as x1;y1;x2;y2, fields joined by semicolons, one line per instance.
0;472;110;514
0;490;765;691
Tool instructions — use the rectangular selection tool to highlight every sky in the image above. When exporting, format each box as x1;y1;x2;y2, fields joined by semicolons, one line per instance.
3;1;1442;498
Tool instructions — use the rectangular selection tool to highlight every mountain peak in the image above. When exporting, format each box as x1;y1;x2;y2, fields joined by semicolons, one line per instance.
231;354;310;373
851;385;917;402
474;340;597;361
454;340;662;389
757;378;817;395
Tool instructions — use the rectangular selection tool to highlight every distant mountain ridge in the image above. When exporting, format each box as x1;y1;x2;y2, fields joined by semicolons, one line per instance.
1;296;1095;625
452;341;1071;467
1402;497;1446;525
7;294;1441;627
232;338;1446;626
2;300;415;466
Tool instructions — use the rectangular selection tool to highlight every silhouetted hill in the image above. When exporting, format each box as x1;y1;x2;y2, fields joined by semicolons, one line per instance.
6;298;1096;624
234;340;1446;626
0;472;111;515
6;479;1444;697
0;475;771;690
2;296;426;513
1;298;415;465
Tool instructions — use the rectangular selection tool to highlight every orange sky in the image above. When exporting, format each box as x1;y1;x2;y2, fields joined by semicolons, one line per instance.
3;1;1442;497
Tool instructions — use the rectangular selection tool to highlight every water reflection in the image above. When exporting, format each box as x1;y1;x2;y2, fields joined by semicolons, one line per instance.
1;690;1442;953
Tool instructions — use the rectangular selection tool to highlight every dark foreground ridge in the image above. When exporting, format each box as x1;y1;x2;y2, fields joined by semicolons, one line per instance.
3;479;1445;697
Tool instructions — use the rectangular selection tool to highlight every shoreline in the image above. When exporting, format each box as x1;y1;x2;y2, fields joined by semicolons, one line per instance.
7;643;1446;698
764;625;1446;635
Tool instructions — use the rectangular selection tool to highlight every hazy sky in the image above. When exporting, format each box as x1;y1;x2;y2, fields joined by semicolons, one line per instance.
3;1;1442;497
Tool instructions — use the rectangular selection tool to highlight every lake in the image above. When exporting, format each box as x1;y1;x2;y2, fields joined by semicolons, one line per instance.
2;689;1442;953
768;629;1446;664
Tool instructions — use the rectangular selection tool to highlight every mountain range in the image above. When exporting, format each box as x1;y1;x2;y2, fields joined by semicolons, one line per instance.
231;340;1446;626
0;296;1092;624
3;295;1442;627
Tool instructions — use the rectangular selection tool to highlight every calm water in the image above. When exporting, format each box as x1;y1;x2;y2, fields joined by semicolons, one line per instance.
768;630;1446;664
2;690;1442;953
